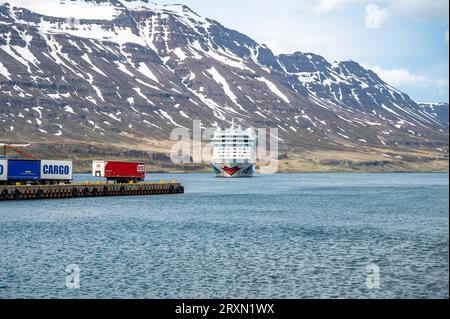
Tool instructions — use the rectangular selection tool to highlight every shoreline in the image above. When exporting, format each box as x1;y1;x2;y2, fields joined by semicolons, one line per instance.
73;170;450;174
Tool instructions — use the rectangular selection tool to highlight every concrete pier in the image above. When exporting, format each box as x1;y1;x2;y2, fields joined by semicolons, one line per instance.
0;181;184;201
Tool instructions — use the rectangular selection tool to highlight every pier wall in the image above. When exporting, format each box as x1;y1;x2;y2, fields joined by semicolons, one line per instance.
0;182;184;201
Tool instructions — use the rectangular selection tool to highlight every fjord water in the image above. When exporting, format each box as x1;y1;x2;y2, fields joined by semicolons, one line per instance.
0;173;448;299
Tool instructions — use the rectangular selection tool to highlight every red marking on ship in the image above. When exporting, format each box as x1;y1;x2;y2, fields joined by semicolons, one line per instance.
223;166;241;176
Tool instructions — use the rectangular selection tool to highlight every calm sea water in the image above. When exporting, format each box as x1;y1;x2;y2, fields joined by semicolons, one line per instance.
0;173;448;299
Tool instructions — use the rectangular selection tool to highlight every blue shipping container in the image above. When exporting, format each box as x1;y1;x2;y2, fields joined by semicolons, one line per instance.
7;160;41;180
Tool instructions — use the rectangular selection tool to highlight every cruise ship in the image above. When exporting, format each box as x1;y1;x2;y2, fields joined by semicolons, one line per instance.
211;122;256;178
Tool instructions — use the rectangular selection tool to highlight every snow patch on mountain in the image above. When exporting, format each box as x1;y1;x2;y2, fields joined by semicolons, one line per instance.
257;77;290;104
207;67;245;111
2;0;121;20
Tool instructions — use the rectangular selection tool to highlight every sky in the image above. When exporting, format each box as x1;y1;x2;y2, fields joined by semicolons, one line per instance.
154;0;449;103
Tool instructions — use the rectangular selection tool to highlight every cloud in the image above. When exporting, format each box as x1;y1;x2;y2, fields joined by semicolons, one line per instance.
368;65;448;89
367;65;449;100
263;39;290;55
362;1;449;30
365;4;388;29
308;0;448;24
311;0;361;15
389;0;449;20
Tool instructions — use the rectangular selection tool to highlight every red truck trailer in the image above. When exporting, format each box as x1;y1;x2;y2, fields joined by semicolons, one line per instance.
92;160;146;183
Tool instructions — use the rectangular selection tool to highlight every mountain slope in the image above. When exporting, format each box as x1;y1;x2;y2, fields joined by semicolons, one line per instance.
417;103;449;128
0;0;448;171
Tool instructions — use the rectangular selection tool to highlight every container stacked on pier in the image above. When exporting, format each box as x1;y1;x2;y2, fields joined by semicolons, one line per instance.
0;160;73;185
40;160;73;181
92;161;145;183
7;160;41;181
1;159;144;185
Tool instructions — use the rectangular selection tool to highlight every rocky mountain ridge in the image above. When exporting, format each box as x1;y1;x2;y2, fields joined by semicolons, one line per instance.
0;0;447;171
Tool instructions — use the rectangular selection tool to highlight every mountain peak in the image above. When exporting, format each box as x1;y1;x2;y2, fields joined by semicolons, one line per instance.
121;1;198;15
0;0;200;20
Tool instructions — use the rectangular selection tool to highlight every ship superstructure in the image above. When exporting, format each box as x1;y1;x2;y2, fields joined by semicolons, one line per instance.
211;122;256;178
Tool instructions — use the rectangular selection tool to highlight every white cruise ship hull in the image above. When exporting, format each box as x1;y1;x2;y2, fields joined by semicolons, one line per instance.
212;163;255;178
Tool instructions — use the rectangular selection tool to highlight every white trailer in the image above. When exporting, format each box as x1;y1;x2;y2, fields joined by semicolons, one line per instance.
40;160;73;181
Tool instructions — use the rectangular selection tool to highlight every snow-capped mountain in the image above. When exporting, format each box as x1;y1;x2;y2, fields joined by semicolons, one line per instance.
0;0;448;164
